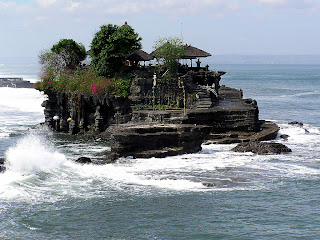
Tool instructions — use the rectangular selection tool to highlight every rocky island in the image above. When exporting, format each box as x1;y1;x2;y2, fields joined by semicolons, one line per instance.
41;66;282;162
35;23;288;164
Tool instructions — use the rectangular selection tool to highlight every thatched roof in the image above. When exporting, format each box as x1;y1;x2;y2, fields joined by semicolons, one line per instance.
151;43;212;60
182;44;212;59
120;21;129;29
126;49;154;62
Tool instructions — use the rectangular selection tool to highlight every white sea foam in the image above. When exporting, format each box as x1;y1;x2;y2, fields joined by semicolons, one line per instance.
0;88;46;113
5;134;67;174
278;91;319;99
68;144;257;193
1;122;320;203
278;123;320;146
0;134;68;201
0;129;10;138
0;88;45;140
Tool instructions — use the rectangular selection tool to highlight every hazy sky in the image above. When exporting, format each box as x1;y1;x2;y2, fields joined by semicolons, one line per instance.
1;0;320;58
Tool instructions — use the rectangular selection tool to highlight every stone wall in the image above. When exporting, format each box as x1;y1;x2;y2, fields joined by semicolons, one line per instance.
42;92;131;134
41;70;259;136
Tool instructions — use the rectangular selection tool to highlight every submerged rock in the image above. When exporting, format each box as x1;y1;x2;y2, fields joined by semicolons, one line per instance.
202;183;216;187
231;141;292;155
0;158;6;173
289;121;303;127
280;134;289;141
104;152;120;164
76;157;92;164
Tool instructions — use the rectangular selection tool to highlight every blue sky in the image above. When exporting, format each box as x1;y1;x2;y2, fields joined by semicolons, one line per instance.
1;0;320;58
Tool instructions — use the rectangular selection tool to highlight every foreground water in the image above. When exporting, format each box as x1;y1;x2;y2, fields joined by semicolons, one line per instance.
1;64;320;239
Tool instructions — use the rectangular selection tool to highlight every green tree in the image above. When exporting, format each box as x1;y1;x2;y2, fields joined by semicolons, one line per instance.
51;39;86;68
89;23;142;77
153;37;185;75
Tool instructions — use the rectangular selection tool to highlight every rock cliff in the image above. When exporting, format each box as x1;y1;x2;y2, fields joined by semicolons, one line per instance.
40;69;272;160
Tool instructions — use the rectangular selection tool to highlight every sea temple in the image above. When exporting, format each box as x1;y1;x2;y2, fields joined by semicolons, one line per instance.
36;22;289;163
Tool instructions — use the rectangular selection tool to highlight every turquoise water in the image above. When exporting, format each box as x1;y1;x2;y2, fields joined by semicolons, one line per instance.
1;64;320;239
215;64;320;126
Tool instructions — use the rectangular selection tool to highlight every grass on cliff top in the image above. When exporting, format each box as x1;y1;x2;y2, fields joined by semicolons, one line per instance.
34;69;131;97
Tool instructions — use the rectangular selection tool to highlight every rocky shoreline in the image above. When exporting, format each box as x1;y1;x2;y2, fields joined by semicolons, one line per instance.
0;68;292;172
38;69;291;162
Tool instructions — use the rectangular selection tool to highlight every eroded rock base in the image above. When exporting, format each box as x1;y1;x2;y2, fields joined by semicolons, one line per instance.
231;141;292;155
205;121;279;144
107;123;211;159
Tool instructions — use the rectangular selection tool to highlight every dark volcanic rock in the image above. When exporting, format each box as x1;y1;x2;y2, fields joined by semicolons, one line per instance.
289;121;303;127
231;141;292;155
202;183;216;187
76;157;92;164
109;123;210;159
104;152;120;163
249;121;279;141
218;85;243;100
206;121;279;144
0;158;6;173
280;134;289;140
38;68;271;161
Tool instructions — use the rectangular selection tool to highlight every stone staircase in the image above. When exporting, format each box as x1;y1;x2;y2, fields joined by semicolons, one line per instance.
131;109;188;124
184;75;214;109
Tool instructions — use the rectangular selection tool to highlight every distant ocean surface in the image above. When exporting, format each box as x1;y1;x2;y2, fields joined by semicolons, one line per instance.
1;60;320;239
0;57;39;83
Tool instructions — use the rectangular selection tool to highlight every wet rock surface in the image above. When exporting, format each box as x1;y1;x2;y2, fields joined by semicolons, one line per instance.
289;121;303;127
205;121;279;144
280;134;289;141
231;141;292;155
76;157;92;164
109;124;211;159
0;158;6;173
39;69;278;160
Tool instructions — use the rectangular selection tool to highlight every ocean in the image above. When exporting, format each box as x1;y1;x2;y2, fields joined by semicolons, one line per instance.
1;61;320;239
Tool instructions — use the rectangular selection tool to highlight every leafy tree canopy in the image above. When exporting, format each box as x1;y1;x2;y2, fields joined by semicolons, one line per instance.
51;39;86;68
153;37;185;76
89;23;142;77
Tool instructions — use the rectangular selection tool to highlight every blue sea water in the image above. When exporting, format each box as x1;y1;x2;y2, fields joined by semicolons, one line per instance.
1;62;320;239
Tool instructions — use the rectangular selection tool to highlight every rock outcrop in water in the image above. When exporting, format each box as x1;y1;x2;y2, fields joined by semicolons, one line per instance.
76;157;92;164
231;141;292;155
0;78;34;88
40;68;284;160
106;123;211;160
0;158;6;173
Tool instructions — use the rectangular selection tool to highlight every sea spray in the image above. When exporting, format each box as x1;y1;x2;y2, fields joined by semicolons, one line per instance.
5;134;67;174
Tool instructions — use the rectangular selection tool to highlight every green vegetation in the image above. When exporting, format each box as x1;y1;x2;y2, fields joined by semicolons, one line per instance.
35;70;131;97
35;24;187;108
36;24;139;98
152;37;185;76
89;23;142;77
150;37;187;110
51;39;86;68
